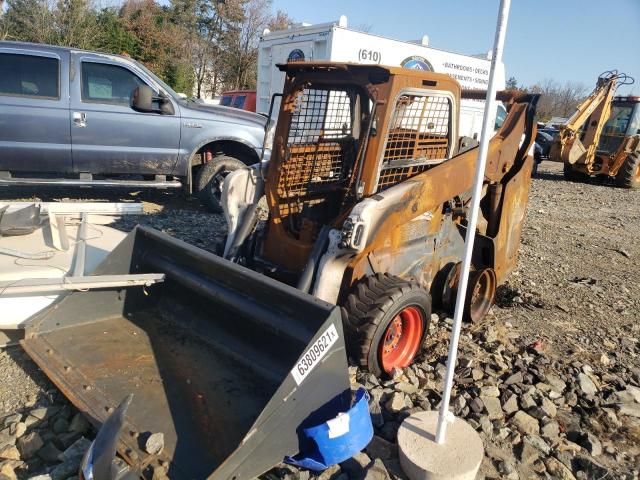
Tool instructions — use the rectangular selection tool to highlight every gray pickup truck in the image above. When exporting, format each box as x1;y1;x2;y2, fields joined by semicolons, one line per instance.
0;41;272;211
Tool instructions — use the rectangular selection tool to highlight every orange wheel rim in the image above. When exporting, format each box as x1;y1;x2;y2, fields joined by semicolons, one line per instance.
380;306;424;373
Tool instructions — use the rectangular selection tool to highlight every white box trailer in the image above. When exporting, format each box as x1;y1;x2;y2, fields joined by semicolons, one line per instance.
257;16;506;140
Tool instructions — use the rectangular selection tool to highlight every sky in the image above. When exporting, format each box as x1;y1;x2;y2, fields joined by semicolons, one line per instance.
270;0;640;96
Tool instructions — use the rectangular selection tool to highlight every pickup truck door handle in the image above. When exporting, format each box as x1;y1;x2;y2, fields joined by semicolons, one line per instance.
73;112;87;128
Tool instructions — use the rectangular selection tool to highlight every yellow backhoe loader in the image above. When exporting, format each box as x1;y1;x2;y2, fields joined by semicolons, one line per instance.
549;71;640;187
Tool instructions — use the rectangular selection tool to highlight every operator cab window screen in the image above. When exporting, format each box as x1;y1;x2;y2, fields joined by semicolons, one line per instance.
81;62;145;106
280;88;357;196
377;93;451;192
0;53;59;99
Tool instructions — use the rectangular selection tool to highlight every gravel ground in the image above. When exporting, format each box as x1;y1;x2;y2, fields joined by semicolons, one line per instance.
0;160;639;479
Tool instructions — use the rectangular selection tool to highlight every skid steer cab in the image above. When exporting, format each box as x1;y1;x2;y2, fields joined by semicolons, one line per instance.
223;62;539;376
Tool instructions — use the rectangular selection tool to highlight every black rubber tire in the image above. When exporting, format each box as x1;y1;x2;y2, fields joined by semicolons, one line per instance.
615;152;640;189
196;156;247;212
341;273;432;377
563;163;590;183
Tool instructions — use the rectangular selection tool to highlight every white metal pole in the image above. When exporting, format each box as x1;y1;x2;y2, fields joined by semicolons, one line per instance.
435;0;512;444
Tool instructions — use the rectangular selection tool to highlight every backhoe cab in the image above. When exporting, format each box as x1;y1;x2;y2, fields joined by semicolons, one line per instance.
550;71;640;187
223;62;539;375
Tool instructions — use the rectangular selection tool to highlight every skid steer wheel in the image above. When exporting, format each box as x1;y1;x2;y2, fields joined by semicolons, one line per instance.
196;155;246;212
441;264;496;323
465;267;497;323
342;274;431;377
563;163;590;183
615;152;640;189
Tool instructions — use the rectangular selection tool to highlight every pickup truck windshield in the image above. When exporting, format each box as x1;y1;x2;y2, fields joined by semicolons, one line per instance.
134;60;181;101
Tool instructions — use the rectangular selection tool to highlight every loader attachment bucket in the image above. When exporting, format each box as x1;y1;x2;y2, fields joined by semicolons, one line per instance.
21;226;350;480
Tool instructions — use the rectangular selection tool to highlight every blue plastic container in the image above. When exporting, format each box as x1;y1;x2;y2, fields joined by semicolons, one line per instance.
285;388;374;471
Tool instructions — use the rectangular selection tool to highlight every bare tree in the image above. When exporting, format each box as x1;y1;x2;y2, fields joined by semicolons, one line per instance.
53;0;101;49
528;78;589;121
266;9;291;31
224;0;270;90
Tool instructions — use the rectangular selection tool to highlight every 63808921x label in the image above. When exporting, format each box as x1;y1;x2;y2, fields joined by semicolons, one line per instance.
291;324;339;385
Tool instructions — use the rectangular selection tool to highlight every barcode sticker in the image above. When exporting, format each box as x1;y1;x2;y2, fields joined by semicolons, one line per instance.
291;324;339;385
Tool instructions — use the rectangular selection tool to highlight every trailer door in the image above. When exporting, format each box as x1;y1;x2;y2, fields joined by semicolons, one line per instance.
268;42;314;114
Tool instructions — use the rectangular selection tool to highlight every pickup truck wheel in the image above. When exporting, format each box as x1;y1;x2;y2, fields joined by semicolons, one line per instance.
615;152;640;189
196;156;246;212
341;273;431;377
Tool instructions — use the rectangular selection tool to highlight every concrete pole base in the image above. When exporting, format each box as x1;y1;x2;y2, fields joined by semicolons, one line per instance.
397;411;483;480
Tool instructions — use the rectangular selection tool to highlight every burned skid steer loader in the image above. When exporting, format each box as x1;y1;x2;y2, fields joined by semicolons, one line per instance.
223;62;539;376
20;62;538;480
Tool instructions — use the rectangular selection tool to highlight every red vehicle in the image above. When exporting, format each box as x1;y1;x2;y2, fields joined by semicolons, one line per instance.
220;90;256;112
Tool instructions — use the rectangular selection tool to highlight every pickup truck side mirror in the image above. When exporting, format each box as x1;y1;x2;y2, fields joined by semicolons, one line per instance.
131;85;174;115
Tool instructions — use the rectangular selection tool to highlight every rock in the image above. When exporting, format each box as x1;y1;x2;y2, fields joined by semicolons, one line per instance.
540;420;560;440
480;396;503;420
577;373;598;395
523;435;551;455
340;451;371;479
504;372;523;385
58;437;91;463
52;418;69;435
544;456;576;480
471;369;484;381
384;393;406;413
16;432;43;460
68;414;89;435
379;422;399;442
0;463;17;480
479;386;500;398
530;396;557;419
362;458;390;480
56;432;81;449
10;424;25;440
1;415;21;428
368;391;385;429
502;394;519;415
315;464;340;480
37;442;63;463
0;445;20;461
390;368;404;381
576;432;602;456
364;435;397;461
479;415;493;436
26;476;52;480
572;454;609;479
519;392;537;410
625;385;640;403
518;438;539;466
0;434;15;450
545;374;567;393
144;432;164;455
50;459;83;480
469;397;484;414
28;409;48;421
511;411;539;435
618;403;640;418
393;382;418;395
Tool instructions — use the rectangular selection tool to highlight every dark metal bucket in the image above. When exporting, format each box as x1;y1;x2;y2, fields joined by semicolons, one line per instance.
22;226;349;479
